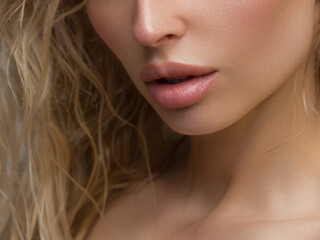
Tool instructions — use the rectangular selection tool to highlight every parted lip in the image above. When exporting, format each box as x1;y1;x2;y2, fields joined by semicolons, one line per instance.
140;62;217;83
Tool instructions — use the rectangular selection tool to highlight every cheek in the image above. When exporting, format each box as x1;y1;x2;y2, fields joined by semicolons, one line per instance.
214;0;315;99
187;0;316;134
86;1;135;59
224;0;314;70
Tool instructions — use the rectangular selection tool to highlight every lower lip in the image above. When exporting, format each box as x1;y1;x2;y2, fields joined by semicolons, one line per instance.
144;71;218;109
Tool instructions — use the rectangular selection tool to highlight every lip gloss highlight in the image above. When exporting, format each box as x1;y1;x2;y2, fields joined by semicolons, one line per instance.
145;71;217;109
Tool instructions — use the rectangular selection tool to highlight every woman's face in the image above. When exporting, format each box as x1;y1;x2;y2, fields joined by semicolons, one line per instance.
86;0;320;135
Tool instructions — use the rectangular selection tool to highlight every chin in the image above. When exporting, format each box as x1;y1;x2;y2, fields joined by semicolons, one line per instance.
151;101;247;136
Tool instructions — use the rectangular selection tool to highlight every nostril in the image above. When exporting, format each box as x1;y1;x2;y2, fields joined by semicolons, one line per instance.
164;34;175;40
160;34;174;43
131;9;186;47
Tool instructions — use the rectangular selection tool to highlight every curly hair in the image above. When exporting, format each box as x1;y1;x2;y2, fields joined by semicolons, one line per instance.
0;0;319;239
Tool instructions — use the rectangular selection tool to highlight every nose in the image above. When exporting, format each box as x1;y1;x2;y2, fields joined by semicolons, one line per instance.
132;1;186;47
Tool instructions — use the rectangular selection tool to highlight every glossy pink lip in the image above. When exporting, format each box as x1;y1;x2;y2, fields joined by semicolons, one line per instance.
144;70;218;109
140;62;217;83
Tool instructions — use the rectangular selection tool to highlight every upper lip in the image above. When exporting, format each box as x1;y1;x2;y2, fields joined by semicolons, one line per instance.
140;62;217;83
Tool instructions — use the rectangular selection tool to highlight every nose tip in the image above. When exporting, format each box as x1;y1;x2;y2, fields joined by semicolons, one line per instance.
132;3;186;47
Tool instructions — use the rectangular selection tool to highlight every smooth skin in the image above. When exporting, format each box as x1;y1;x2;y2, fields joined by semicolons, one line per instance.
86;0;320;239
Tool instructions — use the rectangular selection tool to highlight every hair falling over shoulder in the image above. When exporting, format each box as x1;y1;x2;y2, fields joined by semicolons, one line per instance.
0;0;189;239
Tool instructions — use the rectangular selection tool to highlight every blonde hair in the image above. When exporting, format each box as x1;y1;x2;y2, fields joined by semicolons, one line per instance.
0;1;319;239
0;0;188;239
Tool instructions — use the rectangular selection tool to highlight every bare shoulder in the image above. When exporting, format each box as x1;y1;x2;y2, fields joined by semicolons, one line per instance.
87;180;159;240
